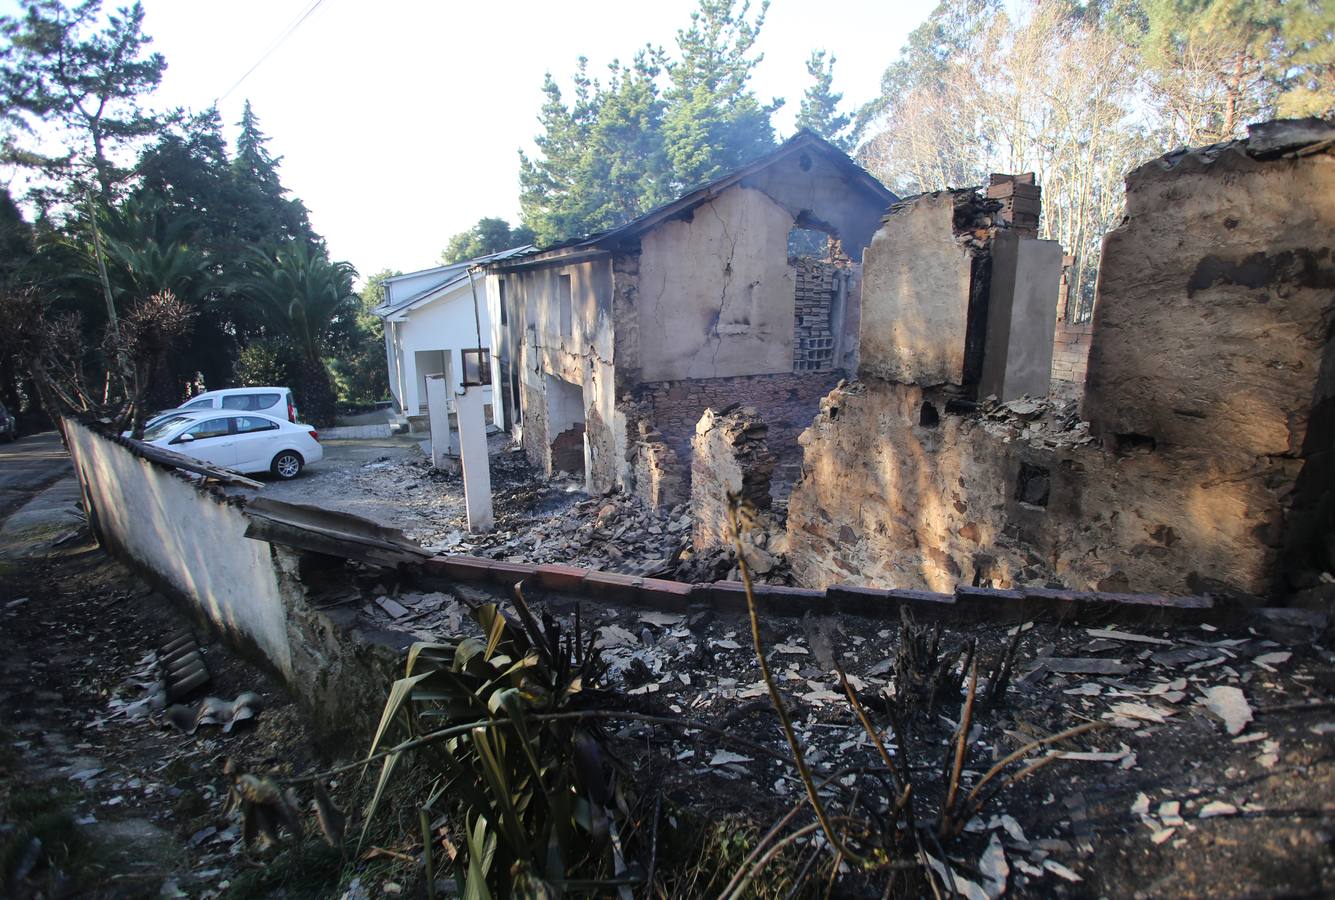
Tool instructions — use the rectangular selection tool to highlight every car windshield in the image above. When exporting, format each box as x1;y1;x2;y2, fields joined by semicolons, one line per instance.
142;415;191;441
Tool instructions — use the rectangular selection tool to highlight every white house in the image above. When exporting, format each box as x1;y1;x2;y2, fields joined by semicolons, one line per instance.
376;247;530;427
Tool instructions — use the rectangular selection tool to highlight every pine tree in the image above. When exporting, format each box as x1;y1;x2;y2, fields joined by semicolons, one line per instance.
231;100;319;247
518;1;782;244
662;0;779;189
1273;0;1335;117
796;50;854;151
0;0;169;203
518;62;600;245
583;49;673;229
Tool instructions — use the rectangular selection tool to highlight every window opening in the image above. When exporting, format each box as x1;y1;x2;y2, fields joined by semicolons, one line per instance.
461;348;492;387
558;274;573;338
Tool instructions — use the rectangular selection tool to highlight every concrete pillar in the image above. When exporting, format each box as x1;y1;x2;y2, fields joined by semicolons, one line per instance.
455;384;494;532
425;374;457;469
978;232;1063;401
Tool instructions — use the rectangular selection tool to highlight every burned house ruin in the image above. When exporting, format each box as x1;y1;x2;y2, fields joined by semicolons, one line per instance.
786;119;1335;602
481;131;895;502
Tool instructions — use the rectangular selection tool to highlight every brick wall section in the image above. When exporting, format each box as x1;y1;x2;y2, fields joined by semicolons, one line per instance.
636;371;843;477
422;556;1217;625
1051;319;1093;396
792;258;839;372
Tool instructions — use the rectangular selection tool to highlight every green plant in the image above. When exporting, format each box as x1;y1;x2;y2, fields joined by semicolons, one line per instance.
221;839;345;899
233;338;294;388
362;590;635;898
231;242;358;425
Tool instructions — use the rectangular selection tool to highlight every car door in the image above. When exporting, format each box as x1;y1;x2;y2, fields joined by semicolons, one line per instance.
230;415;281;472
171;416;237;468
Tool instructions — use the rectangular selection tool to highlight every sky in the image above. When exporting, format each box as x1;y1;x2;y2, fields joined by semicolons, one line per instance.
5;0;938;280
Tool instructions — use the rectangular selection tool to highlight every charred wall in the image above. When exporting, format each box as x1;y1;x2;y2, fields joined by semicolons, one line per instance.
787;381;1298;596
788;120;1335;601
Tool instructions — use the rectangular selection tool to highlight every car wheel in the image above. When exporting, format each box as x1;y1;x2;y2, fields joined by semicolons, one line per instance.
271;450;303;480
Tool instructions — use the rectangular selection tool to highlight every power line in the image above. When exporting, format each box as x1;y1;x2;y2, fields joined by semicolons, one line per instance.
215;0;329;104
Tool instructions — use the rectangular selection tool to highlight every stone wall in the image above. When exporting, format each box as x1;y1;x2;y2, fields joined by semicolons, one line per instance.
786;120;1335;601
691;406;776;550
1083;127;1335;468
857;190;999;387
786;381;1297;597
519;381;549;476
637;370;843;479
629;418;688;510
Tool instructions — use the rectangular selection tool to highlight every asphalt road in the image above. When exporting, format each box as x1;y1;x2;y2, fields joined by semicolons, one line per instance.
0;430;71;522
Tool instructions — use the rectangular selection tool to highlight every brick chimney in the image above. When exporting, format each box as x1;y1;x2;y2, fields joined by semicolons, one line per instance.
987;173;1041;237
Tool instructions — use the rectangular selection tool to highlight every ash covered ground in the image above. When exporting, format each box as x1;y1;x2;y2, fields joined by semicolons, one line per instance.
342;565;1335;898
249;436;785;583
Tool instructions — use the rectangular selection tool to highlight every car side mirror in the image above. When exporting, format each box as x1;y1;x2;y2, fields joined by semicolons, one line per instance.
175;433;195;444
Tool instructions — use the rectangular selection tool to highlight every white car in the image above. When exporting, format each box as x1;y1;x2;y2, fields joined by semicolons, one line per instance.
174;387;299;421
140;410;323;480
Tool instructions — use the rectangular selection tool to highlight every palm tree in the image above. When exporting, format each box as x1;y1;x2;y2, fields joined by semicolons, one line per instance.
234;242;357;425
97;194;212;304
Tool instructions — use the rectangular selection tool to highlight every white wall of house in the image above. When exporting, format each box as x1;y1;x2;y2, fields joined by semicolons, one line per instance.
385;279;500;423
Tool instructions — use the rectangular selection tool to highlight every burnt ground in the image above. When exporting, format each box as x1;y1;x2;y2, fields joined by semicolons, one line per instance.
4;439;1333;897
0;494;356;898
351;567;1335;898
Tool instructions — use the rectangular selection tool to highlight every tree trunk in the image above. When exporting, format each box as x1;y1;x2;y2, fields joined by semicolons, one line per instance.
298;356;337;427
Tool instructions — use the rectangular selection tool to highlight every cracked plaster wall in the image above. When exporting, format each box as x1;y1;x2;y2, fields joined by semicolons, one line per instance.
787;381;1298;597
638;185;797;381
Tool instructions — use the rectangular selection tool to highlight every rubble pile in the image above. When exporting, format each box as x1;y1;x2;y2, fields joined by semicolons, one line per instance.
629;418;687;510
457;491;692;575
974;394;1096;450
951;188;1005;252
351;576;1334;896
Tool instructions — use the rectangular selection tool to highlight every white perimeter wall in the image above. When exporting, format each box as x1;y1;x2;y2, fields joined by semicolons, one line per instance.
64;420;293;676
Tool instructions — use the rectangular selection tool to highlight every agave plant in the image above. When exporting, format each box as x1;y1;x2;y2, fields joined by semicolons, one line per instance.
362;590;636;898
